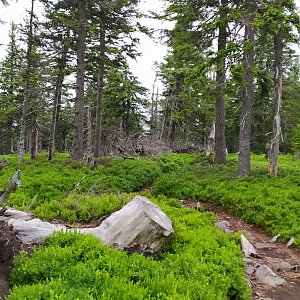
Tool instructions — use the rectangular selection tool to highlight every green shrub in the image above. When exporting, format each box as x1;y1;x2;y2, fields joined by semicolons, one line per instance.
0;153;161;216
154;154;300;246
9;194;250;300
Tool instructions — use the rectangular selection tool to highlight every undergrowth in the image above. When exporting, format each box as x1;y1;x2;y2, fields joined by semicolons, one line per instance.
154;153;300;247
2;151;300;299
8;194;250;300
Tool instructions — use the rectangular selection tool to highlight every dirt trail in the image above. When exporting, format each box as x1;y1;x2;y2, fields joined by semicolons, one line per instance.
183;201;300;300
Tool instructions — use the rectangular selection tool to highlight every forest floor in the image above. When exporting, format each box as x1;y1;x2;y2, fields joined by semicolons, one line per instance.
182;201;300;300
1;201;300;300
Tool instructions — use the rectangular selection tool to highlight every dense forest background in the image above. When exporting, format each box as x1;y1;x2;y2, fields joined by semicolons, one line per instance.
0;0;300;175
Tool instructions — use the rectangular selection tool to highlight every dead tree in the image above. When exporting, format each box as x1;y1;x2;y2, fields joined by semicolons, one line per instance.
269;30;284;176
0;171;21;206
0;160;8;172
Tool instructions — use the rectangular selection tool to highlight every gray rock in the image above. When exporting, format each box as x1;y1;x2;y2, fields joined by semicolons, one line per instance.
245;266;256;275
215;221;232;233
270;234;280;243
255;265;286;287
241;234;258;257
243;258;253;264
273;261;294;272
287;237;295;247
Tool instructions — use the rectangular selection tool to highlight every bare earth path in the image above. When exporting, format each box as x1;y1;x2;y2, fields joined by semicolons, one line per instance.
183;201;300;300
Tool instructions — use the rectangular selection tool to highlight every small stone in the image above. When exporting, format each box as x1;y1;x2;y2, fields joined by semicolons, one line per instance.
255;265;286;287
273;261;294;272
243;258;253;264
287;237;295;247
270;234;280;243
215;221;232;233
245;266;256;275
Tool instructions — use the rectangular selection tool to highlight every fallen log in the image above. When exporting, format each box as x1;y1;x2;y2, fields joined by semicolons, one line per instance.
0;171;21;206
0;195;174;254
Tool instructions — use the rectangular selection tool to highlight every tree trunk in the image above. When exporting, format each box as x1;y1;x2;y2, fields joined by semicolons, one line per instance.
214;0;227;164
30;110;38;160
48;35;69;161
238;0;256;176
0;171;21;206
269;30;284;176
94;17;106;159
18;0;34;163
0;160;8;171
73;0;86;161
85;105;93;164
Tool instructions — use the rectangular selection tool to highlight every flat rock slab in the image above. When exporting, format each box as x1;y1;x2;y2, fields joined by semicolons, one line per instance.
215;221;232;233
255;265;286;287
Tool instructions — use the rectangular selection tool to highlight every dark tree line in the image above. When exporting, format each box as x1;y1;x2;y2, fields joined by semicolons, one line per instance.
0;0;300;176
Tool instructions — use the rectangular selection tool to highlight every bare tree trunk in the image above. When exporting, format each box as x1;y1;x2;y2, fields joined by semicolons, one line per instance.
85;105;93;164
269;30;284;176
238;0;256;176
214;0;227;164
0;160;8;171
30;110;38;160
0;171;21;206
48;35;69;161
73;0;86;161
153;88;159;138
18;0;34;163
94;16;106;159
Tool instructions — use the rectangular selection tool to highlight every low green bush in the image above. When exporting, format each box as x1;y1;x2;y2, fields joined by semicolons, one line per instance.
8;194;250;300
0;153;161;216
154;154;300;247
33;193;132;223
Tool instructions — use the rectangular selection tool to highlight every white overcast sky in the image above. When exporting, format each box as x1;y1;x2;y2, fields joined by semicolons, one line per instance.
0;0;299;92
0;0;170;92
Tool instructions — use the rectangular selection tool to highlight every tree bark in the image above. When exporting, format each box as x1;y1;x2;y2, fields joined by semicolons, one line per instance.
269;30;284;176
0;160;8;171
18;0;34;163
73;0;86;161
85;105;93;164
238;0;256;176
0;171;21;206
94;16;106;159
48;35;69;161
30;110;38;160
214;0;227;164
